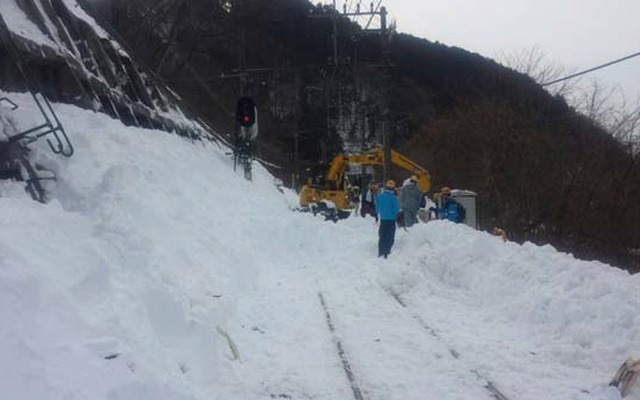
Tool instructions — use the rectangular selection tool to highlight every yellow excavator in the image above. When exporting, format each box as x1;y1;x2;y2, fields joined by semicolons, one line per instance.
299;147;431;217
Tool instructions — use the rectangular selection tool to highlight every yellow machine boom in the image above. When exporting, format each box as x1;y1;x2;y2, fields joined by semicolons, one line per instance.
299;147;431;211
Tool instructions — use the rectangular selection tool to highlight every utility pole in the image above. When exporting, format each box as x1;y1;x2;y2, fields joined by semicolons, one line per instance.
339;2;392;178
230;0;256;180
332;0;338;66
311;3;390;119
341;1;391;177
309;1;392;183
379;5;391;179
237;0;247;97
382;118;390;182
308;2;341;67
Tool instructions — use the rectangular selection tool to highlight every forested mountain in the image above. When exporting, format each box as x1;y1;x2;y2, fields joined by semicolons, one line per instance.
6;0;640;271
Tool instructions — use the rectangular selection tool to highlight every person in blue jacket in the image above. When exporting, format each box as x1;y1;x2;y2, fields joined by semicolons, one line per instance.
376;179;399;258
437;186;465;223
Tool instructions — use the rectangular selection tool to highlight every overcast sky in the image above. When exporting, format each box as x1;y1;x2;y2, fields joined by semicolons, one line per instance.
378;0;640;106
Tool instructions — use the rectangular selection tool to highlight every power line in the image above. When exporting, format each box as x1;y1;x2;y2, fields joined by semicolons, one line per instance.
363;0;383;31
542;51;640;86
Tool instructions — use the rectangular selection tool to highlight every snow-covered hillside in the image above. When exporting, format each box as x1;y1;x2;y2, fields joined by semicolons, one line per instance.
1;92;639;400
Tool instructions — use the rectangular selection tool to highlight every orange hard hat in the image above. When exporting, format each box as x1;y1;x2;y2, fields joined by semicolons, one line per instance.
385;179;396;189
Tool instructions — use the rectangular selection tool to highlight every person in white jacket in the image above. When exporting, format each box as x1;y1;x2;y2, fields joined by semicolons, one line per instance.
400;175;423;228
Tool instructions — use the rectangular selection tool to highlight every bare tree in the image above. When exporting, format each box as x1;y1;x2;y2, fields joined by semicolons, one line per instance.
495;45;578;97
571;80;640;155
497;46;640;155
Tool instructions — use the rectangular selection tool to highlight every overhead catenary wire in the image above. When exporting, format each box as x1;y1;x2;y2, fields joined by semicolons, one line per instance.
542;51;640;86
362;0;383;31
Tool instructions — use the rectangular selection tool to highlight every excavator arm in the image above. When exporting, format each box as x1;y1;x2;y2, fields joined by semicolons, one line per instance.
344;148;431;192
389;150;431;192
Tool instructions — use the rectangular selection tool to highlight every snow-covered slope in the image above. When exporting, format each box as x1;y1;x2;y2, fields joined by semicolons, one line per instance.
0;0;204;138
1;93;639;400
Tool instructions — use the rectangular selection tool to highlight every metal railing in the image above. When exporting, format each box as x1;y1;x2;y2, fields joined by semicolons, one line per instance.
6;93;74;157
0;13;74;157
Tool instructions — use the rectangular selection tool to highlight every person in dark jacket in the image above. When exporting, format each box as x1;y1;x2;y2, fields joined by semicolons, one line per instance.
361;181;379;221
400;175;423;228
376;179;399;258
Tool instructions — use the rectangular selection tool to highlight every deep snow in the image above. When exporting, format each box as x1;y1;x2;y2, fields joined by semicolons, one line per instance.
1;91;639;400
